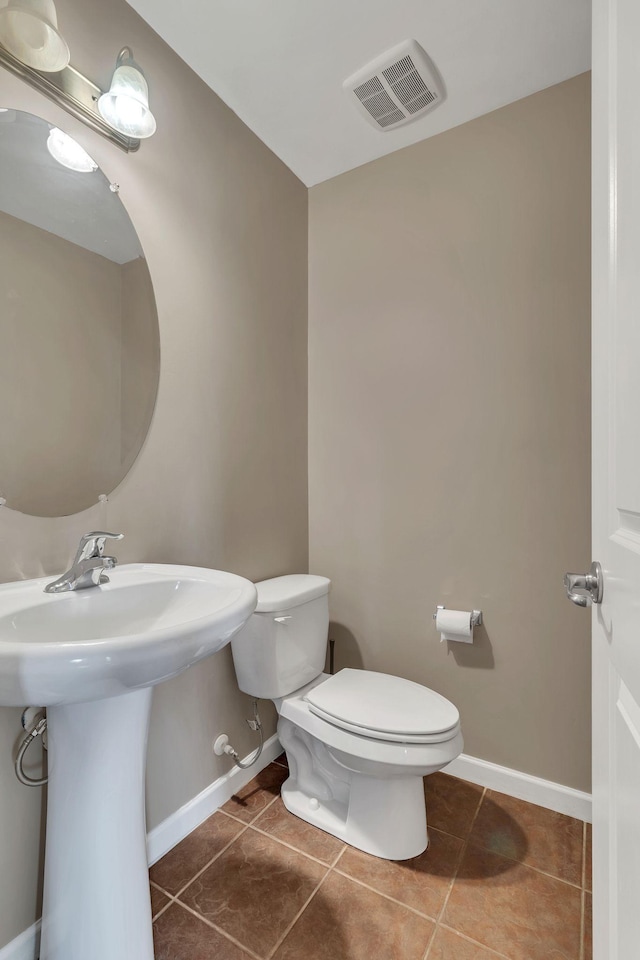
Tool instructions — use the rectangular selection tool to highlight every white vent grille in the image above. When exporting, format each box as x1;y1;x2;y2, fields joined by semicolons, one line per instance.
344;40;443;131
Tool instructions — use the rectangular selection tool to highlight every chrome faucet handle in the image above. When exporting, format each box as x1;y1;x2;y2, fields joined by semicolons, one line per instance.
75;531;124;562
44;533;124;594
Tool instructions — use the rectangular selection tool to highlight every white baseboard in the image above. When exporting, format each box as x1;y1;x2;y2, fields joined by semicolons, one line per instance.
444;753;592;823
146;732;283;866
0;922;40;960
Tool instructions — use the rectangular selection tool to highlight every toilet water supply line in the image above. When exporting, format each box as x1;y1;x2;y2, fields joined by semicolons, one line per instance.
17;700;265;785
15;709;48;787
219;699;264;770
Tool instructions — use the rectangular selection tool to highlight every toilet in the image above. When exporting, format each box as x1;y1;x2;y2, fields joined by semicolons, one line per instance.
230;574;463;861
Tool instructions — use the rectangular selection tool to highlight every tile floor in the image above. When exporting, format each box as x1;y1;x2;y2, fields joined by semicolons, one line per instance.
150;756;592;960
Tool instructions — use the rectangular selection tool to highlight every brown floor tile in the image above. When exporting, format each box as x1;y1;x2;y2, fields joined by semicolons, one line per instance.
252;797;344;864
424;773;484;840
444;846;582;960
221;762;288;823
151;883;172;918
275;752;289;768
429;926;506;959
150;813;245;895
336;827;463;919
585;823;592;891
583;892;592;960
273;871;434;960
153;901;253;960
179;828;327;957
469;790;583;886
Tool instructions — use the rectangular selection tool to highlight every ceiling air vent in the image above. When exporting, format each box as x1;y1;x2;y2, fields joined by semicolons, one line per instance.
344;40;443;131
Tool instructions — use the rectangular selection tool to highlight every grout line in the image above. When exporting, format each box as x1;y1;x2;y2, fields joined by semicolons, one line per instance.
220;792;281;827
217;808;251;826
151;897;175;922
582;819;587;889
248;793;282;824
247;822;346;870
154;793;326;907
427;820;587;891
423;787;487;960
331;868;439;923
423;824;477;844
170;823;250;901
150;881;176;921
265;868;332;959
329;844;347;868
461;840;586;890
421;923;438;960
150;880;172;896
173;900;263;960
438;785;486;922
579;888;585;960
436;925;514;960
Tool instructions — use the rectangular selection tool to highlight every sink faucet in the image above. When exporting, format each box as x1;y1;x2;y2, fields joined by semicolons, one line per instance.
44;532;124;594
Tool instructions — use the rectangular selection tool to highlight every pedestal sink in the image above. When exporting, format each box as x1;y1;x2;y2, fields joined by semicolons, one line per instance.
0;563;257;960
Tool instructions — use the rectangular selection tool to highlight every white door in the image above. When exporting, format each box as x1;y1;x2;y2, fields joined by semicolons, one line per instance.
589;0;640;956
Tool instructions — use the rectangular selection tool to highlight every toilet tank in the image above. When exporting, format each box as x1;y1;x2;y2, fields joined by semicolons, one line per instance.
230;575;330;699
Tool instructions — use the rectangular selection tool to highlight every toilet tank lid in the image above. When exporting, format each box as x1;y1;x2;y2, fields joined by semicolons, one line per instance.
255;575;331;612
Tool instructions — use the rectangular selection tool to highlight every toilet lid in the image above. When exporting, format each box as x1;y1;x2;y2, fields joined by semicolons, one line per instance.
304;669;459;743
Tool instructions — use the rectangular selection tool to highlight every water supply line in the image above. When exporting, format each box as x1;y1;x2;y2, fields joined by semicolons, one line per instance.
214;699;264;770
15;710;48;787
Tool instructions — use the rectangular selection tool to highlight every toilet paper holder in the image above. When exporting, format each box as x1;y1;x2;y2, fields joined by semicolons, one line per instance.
433;605;483;627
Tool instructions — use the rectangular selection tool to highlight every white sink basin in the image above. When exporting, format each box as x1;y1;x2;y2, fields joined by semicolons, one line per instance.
0;562;257;960
0;563;257;706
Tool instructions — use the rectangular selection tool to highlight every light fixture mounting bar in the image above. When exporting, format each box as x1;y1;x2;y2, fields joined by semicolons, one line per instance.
0;44;140;152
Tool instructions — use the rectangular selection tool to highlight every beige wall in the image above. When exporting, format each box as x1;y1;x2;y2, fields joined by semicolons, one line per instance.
0;202;160;518
0;0;308;949
120;256;159;465
0;23;591;948
0;210;123;516
309;75;591;791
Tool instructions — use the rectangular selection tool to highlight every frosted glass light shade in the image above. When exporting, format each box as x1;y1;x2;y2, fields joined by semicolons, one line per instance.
98;51;156;139
0;0;70;72
46;127;97;172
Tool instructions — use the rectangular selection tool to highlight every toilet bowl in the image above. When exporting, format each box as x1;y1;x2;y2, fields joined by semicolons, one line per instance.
230;575;463;861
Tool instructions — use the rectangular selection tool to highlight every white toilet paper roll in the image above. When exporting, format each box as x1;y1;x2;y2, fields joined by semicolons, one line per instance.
436;608;474;644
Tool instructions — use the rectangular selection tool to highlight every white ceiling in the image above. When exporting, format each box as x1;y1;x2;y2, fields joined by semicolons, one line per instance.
126;0;591;186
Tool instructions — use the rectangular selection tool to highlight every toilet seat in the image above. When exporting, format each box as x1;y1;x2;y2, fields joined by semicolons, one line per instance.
303;668;460;744
278;675;463;774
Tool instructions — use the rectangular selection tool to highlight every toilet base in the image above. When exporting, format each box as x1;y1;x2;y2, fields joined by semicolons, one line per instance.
281;773;428;860
278;716;429;860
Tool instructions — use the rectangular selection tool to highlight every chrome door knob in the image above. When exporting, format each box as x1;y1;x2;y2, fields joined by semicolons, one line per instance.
564;562;603;607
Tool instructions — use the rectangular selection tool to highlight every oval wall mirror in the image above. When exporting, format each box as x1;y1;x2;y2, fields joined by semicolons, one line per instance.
0;108;159;517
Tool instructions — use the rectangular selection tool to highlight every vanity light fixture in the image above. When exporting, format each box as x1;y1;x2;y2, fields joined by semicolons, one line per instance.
97;48;156;140
0;13;156;151
0;0;69;73
46;126;97;172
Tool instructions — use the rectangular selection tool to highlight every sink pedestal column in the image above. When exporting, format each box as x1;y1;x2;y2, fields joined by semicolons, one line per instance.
40;687;154;960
